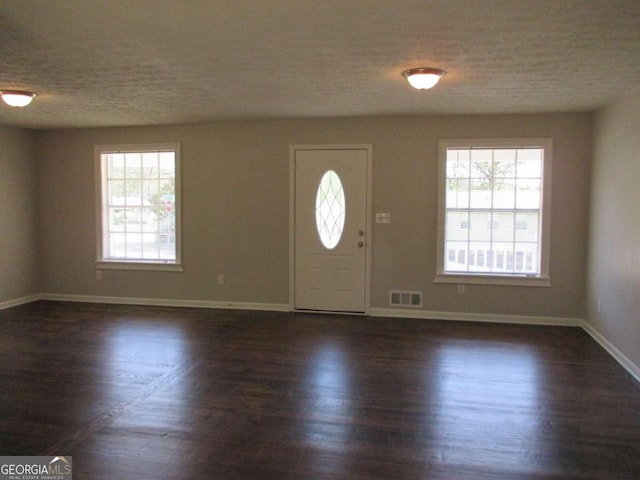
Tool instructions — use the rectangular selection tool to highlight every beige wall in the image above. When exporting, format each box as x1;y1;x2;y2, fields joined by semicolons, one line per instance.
0;125;38;304
587;86;640;368
35;113;592;318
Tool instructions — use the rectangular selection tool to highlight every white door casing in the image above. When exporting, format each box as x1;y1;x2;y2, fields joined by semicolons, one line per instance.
290;145;371;313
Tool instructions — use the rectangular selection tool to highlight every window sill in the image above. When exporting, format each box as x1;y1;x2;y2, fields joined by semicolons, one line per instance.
96;261;183;272
434;273;551;287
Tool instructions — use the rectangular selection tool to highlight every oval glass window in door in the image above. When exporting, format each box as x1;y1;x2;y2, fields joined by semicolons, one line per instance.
315;170;346;249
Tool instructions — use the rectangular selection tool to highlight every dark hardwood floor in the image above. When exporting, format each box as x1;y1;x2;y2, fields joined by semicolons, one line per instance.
1;301;639;479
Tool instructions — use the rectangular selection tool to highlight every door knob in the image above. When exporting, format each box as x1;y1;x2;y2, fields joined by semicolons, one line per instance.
358;241;365;248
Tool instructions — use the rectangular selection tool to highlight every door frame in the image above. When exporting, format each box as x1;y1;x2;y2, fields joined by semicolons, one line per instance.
289;144;373;313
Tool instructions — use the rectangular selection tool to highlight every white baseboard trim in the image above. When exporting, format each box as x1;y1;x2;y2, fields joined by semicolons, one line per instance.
39;293;290;313
582;322;640;383
0;294;43;311
369;307;583;327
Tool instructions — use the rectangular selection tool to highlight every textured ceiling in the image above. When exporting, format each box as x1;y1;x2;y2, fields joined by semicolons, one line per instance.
1;0;639;129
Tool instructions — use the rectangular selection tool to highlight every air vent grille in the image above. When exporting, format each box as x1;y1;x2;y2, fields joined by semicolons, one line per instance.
389;290;422;307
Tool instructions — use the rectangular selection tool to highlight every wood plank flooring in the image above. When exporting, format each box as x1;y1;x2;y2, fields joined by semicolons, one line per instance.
1;301;639;479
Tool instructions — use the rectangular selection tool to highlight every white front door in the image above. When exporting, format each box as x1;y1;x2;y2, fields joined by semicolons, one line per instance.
293;147;369;312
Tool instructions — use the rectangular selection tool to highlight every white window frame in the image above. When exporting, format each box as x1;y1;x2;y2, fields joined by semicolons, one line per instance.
95;143;183;272
435;138;552;287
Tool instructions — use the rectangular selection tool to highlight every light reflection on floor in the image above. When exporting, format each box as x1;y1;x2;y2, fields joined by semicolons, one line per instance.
303;341;354;473
101;321;191;462
429;341;547;472
107;322;187;382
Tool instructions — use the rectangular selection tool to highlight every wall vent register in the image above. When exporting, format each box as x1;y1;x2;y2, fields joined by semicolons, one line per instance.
390;290;423;307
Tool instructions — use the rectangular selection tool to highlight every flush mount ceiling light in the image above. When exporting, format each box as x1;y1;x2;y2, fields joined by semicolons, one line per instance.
402;68;446;90
1;90;37;107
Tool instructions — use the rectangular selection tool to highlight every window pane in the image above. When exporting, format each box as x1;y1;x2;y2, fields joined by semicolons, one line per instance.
124;207;143;232
445;241;468;272
142;232;161;259
159;153;175;177
142;152;159;177
108;208;125;232
493;242;514;272
470;149;492;179
469;179;492;208
447;149;470;179
493;149;516;177
143;180;159;205
125;152;142;179
108;180;125;204
160;179;175;197
126;233;143;258
516;179;541;209
512;246;539;274
446;210;469;241
493;179;516;209
141;208;158;233
469;211;491;241
108;153;125;178
514;243;539;274
492;212;515;242
159;239;176;259
159;209;175;232
516;149;543;178
515;212;539;242
469;242;491;272
447;178;469;209
126;180;142;203
109;232;126;258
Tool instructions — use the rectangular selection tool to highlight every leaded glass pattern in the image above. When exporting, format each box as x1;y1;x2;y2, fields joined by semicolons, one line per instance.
315;170;346;250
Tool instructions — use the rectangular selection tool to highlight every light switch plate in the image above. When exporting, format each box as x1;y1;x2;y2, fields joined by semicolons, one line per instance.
376;213;391;224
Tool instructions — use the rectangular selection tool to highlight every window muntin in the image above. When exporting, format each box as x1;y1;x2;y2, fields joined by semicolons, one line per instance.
437;138;552;286
96;144;181;270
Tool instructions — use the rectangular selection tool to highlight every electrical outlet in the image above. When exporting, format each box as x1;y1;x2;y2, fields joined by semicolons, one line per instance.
96;270;102;281
217;274;224;285
457;284;465;295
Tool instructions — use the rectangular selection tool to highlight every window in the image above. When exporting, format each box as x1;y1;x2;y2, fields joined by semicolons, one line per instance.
315;170;346;250
95;143;182;271
436;138;552;286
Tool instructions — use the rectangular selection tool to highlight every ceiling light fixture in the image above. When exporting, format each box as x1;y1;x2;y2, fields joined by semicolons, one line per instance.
402;68;446;90
1;90;37;107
